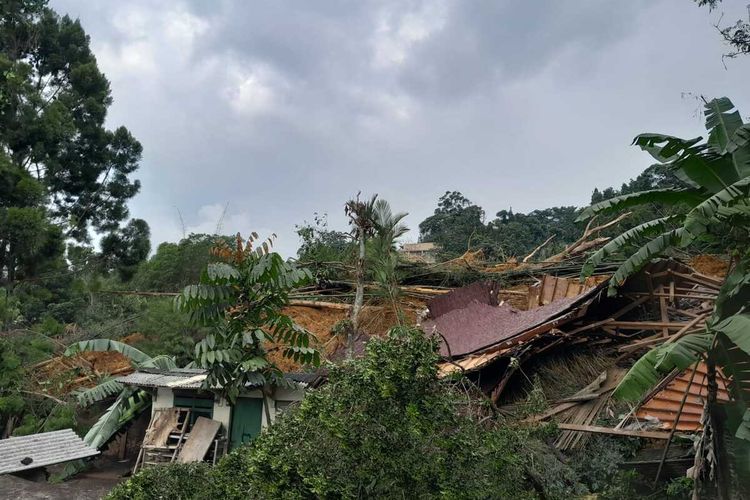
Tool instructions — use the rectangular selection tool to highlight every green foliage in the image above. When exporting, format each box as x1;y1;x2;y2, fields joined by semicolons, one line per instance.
0;332;63;436
65;339;153;366
215;327;531;499
419;191;486;258
419;191;586;260
0;1;142;241
666;477;694;498
82;387;149;450
581;97;750;294
295;213;353;280
63;338;177;451
100;219;151;281
105;462;213;500
73;377;124;407
176;234;317;402
132;234;228;292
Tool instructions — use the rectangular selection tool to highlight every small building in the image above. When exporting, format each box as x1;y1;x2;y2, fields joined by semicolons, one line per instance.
400;242;441;263
116;368;311;453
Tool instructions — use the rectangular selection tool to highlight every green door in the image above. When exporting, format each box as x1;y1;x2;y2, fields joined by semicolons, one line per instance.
230;398;263;449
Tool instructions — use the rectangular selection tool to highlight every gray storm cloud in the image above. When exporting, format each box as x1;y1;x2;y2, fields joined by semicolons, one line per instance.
51;0;750;256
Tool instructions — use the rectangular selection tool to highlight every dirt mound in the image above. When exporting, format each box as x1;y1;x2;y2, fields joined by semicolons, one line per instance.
33;337;140;395
690;254;729;278
270;301;423;371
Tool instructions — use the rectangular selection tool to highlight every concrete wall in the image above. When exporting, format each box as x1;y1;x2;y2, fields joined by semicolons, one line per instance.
212;397;232;431
152;387;174;415
151;384;305;436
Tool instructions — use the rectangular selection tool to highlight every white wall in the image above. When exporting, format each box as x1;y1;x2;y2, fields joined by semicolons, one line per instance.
212;396;232;431
152;388;174;414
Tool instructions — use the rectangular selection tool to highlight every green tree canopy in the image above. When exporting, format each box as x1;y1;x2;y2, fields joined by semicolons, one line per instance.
0;0;145;289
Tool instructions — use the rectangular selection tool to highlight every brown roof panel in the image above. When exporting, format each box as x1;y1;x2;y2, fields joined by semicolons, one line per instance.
422;284;603;357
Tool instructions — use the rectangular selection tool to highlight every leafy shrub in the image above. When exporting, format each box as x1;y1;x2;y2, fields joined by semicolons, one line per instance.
217;326;533;499
106;462;212;500
666;477;694;499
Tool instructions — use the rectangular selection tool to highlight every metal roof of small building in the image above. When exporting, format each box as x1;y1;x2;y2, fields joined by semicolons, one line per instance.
0;429;99;475
117;368;314;390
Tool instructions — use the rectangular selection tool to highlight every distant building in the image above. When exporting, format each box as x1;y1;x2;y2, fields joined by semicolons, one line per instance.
400;242;441;263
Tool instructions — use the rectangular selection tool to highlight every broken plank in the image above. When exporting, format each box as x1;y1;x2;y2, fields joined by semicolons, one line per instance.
177;417;221;463
556;423;671;440
607;321;693;330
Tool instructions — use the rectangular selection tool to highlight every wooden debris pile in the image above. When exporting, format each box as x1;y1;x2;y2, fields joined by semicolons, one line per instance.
428;259;722;436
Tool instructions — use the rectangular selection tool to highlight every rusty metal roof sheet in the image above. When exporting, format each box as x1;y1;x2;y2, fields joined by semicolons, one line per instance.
634;363;730;432
422;283;603;357
0;429;98;475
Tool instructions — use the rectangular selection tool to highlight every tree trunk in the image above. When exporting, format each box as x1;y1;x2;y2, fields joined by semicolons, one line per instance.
706;357;729;500
262;387;273;428
349;227;366;358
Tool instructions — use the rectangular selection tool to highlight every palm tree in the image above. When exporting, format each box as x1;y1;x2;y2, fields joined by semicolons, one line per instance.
345;193;378;347
578;96;750;497
370;199;409;320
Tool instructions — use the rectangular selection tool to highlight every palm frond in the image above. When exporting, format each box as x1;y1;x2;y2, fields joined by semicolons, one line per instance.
614;333;712;401
704;97;743;154
576;189;702;222
581;215;680;278
632;133;703;162
82;388;150;450
608;229;684;294
681;176;750;245
727;124;750;179
613;349;661;402
141;354;178;370
74;378;124;407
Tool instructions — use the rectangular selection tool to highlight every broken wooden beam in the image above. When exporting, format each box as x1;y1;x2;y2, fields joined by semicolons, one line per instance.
555;423;671;440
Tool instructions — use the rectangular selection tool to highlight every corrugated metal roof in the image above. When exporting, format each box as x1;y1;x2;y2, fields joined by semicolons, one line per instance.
634;363;730;432
0;429;99;475
118;369;313;390
116;368;208;389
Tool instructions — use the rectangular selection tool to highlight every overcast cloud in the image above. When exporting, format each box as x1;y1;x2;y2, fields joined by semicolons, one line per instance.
51;0;750;256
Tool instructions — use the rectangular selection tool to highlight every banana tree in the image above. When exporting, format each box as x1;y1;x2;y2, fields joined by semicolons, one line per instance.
64;339;178;449
579;97;750;497
579;97;750;295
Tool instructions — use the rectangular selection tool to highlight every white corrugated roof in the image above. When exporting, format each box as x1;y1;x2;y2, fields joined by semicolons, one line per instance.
116;368;208;389
0;429;99;475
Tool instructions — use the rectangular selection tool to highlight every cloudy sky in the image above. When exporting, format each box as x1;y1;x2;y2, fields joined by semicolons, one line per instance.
51;0;750;256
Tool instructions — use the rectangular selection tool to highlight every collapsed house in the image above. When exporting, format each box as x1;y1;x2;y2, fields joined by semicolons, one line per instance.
420;259;724;446
115;368;312;471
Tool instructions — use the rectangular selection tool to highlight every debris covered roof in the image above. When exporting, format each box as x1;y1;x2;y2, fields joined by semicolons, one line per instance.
0;429;99;475
422;281;603;357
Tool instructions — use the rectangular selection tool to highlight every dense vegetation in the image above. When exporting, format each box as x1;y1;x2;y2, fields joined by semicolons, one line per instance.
109;326;684;500
0;1;747;498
